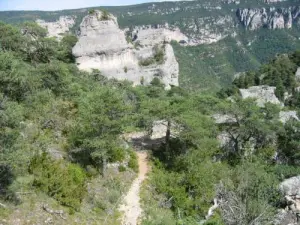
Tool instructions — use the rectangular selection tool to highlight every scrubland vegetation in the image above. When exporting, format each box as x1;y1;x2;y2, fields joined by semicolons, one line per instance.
1;20;300;225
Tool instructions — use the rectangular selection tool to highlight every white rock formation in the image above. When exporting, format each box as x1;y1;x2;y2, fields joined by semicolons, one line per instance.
217;131;232;148
279;111;299;124
280;176;300;197
73;11;179;89
213;114;237;124
237;7;299;30
295;67;300;82
36;16;75;39
279;176;300;217
150;120;180;140
132;25;189;46
239;85;281;107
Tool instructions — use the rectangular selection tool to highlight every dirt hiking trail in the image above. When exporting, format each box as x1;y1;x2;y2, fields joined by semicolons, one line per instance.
119;151;149;225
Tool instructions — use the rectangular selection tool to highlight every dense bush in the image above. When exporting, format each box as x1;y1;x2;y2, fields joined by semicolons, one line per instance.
128;151;138;172
29;153;86;210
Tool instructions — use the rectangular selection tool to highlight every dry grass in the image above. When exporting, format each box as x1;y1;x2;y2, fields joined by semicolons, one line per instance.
2;168;136;225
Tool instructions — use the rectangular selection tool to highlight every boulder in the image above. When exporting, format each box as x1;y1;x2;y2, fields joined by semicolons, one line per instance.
279;176;300;222
279;111;299;124
150;120;180;140
239;85;281;107
280;176;300;196
213;114;237;124
295;67;300;82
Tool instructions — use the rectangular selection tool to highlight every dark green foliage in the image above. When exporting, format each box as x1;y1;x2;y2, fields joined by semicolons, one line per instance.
20;22;47;38
0;22;25;52
109;147;126;163
277;120;300;165
100;9;109;20
118;165;127;172
153;45;165;64
139;58;154;67
271;164;300;181
29;153;86;210
216;99;280;165
89;9;96;15
0;52;39;101
139;45;165;66
0;165;14;197
128;151;138;173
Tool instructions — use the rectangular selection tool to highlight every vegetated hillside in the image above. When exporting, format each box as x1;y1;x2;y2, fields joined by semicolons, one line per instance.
0;0;300;90
2;19;300;225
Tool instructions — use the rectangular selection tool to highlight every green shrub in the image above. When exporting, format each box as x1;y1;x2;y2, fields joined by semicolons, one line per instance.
139;58;155;67
109;147;126;162
86;165;99;177
119;165;126;172
29;153;87;210
153;45;165;64
100;9;109;20
89;9;96;15
271;164;300;181
150;77;164;87
140;76;145;85
128;151;138;172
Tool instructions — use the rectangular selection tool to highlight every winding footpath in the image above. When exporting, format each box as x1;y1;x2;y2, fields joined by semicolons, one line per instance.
119;151;149;225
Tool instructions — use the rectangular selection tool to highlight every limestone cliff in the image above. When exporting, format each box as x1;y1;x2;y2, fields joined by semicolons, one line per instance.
36;16;75;39
237;6;300;30
72;11;179;89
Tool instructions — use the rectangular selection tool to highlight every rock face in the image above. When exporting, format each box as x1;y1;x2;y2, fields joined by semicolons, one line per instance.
278;176;300;224
279;111;299;124
295;67;300;82
131;25;189;45
150;120;180;140
237;6;300;30
280;176;300;196
73;11;179;89
36;16;75;39
213;114;237;124
239;85;281;107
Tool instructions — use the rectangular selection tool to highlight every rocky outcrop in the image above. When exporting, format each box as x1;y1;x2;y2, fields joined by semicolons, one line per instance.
265;0;288;3
150;120;180;140
278;176;300;224
274;210;298;225
237;6;300;30
131;24;189;45
279;111;299;124
73;11;179;89
36;16;75;39
239;85;281;107
213;114;237;124
280;176;300;196
295;67;300;82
